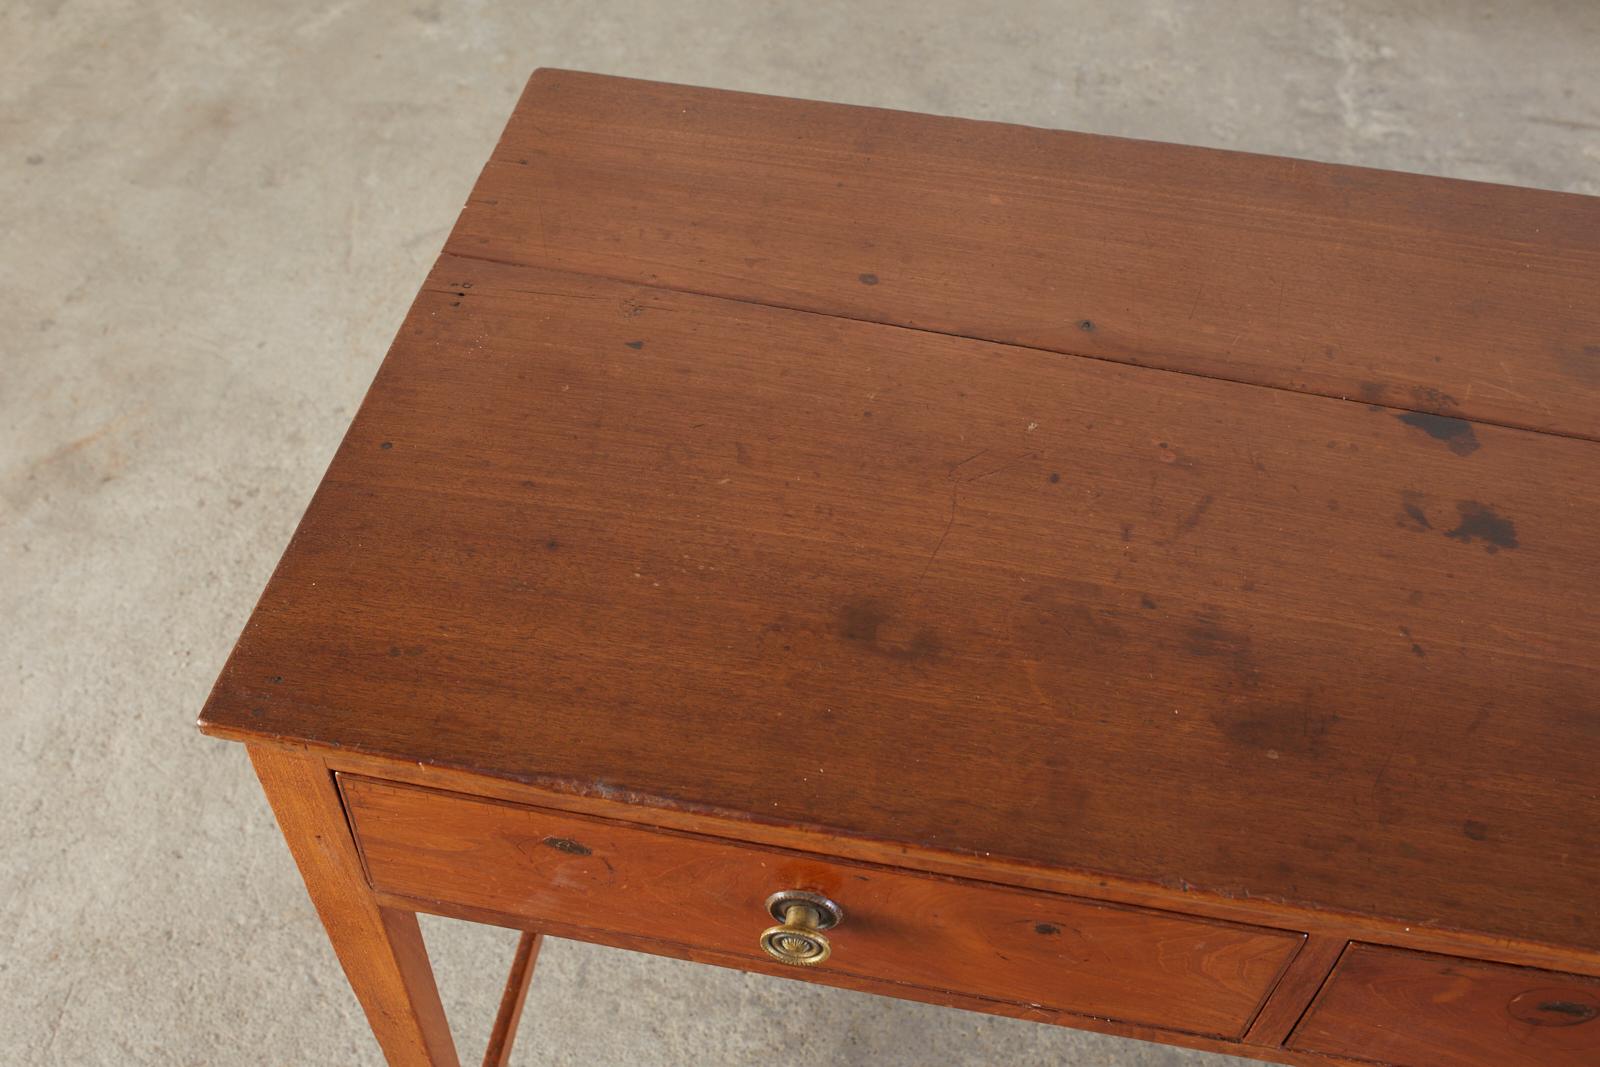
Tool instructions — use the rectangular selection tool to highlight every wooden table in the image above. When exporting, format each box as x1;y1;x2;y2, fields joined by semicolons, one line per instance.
198;71;1600;1067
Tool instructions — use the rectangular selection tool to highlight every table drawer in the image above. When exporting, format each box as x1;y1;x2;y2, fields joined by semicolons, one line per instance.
340;776;1298;1039
1289;944;1600;1066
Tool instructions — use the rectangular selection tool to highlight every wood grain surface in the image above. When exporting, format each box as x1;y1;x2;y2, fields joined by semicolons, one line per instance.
202;252;1600;958
1288;943;1600;1065
448;70;1600;439
342;775;1301;1040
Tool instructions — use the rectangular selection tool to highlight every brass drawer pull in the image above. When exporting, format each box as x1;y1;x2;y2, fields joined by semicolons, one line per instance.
760;890;843;966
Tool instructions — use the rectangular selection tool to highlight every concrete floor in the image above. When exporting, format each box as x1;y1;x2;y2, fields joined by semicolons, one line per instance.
4;1;1598;1063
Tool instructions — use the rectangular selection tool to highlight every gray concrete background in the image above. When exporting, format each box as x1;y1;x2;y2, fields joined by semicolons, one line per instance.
4;1;1597;1063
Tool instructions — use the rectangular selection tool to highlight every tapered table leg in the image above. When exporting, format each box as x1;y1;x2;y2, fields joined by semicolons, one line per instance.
481;931;542;1067
251;746;460;1067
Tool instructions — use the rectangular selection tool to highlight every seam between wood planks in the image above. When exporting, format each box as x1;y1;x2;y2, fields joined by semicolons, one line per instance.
430;250;1600;447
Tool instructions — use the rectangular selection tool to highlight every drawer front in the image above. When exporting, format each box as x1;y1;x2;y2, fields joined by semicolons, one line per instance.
1289;944;1600;1066
340;776;1298;1038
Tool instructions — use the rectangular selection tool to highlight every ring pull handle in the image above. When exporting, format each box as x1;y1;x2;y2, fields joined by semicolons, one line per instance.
759;890;843;967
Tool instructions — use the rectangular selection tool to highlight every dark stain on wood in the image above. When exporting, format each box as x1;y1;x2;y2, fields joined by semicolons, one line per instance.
1463;820;1488;841
1555;343;1600;385
1173;494;1215;538
839;598;890;643
1506;986;1600;1028
1398;411;1480;456
1185;609;1259;690
1534;1000;1598;1022
1445;501;1519;553
858;273;879;285
1409;385;1460;411
542;836;592;856
625;340;645;350
1398;489;1432;531
837;598;940;663
1216;706;1337;759
899;629;942;662
1035;922;1060;936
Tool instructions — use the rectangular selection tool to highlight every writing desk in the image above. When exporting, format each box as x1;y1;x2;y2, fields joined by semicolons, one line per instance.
200;70;1600;1066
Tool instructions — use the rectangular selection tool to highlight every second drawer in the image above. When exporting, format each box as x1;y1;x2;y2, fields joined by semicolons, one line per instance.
340;775;1300;1039
1289;943;1600;1065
